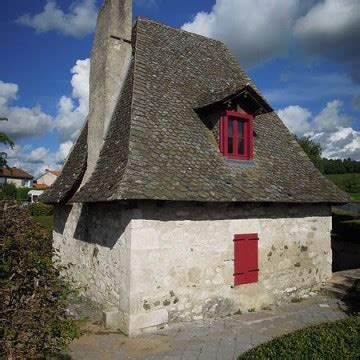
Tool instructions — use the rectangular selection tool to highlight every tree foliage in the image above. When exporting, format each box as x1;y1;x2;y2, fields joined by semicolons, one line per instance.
294;135;324;172
0;118;14;167
295;136;360;175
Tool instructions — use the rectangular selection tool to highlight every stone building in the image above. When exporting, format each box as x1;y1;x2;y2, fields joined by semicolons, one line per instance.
41;0;350;335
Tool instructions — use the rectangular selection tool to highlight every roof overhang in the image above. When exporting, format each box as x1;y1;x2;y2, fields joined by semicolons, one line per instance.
194;85;273;116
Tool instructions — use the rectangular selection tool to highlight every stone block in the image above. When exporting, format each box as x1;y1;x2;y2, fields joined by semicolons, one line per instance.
103;310;120;330
128;308;168;335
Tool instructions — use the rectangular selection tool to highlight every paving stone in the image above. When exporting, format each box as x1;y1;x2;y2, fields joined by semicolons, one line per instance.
70;295;351;360
181;350;200;360
216;336;236;360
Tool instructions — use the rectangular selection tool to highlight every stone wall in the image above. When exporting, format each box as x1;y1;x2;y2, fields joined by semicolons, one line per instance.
53;201;332;335
53;202;132;331
128;202;332;334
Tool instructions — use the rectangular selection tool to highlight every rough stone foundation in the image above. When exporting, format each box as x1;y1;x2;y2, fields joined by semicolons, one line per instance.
53;201;332;335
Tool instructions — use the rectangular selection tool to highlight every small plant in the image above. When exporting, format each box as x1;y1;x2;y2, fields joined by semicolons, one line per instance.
28;202;54;216
16;187;31;202
0;183;17;200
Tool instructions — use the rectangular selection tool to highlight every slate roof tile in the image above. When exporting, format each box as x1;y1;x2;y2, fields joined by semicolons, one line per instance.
42;17;350;204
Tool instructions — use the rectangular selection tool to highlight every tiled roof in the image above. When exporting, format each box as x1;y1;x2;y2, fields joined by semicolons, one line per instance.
0;167;33;180
42;17;350;204
33;183;49;189
40;123;88;203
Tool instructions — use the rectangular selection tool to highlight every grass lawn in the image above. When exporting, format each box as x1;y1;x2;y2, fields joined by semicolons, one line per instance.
239;316;360;360
351;192;360;200
33;215;53;230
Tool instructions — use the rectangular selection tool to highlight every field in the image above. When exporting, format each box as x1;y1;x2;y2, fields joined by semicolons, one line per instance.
325;173;360;200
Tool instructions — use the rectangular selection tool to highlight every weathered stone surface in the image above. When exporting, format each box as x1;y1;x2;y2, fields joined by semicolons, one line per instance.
129;308;169;335
54;201;333;334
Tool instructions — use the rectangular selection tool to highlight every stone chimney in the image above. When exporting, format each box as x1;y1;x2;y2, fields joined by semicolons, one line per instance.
84;0;132;182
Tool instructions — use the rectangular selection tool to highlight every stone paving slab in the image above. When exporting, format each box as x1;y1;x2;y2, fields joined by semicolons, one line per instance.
70;296;355;360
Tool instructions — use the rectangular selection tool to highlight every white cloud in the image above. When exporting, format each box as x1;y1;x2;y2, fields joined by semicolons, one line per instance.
5;144;51;177
313;100;352;133
56;141;73;164
294;0;360;43
55;58;90;142
182;0;300;67
277;105;312;136
294;0;360;82
182;0;360;83
277;100;360;160
28;147;49;164
0;81;53;140
16;0;98;38
1;58;89;176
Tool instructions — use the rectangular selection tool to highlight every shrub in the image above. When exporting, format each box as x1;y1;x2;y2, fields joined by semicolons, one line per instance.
239;316;360;360
16;187;31;202
28;202;54;216
0;201;83;358
0;183;17;200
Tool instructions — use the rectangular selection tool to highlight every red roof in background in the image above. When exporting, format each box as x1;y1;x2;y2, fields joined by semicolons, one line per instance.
49;170;61;176
0;167;34;180
33;183;49;189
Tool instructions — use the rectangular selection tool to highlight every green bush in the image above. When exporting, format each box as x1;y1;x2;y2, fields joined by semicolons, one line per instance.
239;316;360;360
0;201;83;358
0;183;17;200
28;202;54;216
16;187;31;202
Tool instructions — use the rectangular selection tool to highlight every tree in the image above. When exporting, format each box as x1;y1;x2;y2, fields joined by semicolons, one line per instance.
294;135;324;173
0;117;14;167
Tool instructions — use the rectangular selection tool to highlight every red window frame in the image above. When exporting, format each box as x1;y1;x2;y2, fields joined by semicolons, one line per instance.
233;233;259;286
219;111;254;160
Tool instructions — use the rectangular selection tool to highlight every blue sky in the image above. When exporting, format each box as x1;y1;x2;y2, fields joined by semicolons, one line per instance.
1;0;359;176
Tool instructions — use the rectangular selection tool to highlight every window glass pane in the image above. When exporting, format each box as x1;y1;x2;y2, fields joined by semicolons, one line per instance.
228;118;233;137
228;119;233;153
238;139;245;155
238;120;244;139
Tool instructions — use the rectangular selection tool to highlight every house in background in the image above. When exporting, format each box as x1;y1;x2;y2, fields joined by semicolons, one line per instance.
34;169;61;189
0;166;33;188
42;0;350;335
28;189;45;203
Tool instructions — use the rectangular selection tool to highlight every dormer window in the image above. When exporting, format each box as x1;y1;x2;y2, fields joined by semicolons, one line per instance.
219;110;254;160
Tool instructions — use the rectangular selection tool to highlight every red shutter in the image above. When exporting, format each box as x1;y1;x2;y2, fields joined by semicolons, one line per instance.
234;233;259;286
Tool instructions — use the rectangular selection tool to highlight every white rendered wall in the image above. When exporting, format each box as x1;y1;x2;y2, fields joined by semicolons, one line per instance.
53;201;332;335
128;202;332;334
37;172;57;186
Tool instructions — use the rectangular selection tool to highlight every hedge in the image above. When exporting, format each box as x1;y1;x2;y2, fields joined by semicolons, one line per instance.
0;201;83;358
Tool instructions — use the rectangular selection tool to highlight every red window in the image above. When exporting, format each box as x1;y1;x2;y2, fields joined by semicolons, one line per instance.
233;233;259;286
219;111;254;160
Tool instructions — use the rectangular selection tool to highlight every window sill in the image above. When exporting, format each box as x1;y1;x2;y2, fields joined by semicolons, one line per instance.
225;158;256;168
